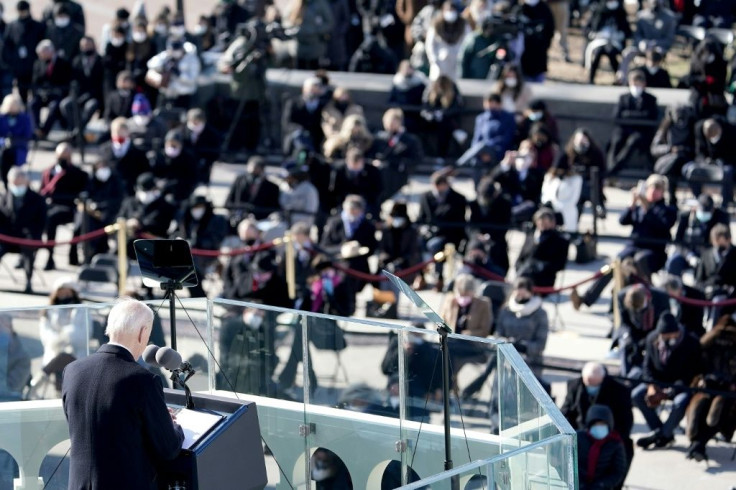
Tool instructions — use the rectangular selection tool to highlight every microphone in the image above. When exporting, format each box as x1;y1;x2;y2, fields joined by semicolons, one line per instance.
156;347;196;409
142;345;161;367
156;347;183;371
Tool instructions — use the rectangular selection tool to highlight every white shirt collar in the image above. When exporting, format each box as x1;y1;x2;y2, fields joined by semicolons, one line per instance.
107;341;136;359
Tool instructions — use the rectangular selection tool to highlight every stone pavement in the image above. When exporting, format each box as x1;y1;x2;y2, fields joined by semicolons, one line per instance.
4;144;735;488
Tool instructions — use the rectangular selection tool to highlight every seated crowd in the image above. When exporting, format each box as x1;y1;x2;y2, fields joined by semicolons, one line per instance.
0;1;735;488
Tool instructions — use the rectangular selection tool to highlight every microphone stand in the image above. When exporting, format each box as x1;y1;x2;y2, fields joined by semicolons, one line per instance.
436;321;458;490
170;366;196;409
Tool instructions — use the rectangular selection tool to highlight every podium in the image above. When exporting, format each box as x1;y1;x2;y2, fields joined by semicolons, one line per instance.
161;389;267;490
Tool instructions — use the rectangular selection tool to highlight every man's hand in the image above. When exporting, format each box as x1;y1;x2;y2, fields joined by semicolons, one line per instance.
126;218;140;231
168;407;178;422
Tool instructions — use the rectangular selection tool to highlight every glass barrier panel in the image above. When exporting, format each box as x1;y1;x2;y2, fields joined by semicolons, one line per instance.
487;435;577;490
397;459;491;490
302;314;405;489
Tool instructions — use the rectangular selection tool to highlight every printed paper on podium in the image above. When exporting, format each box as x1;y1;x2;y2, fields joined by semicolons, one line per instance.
170;407;224;450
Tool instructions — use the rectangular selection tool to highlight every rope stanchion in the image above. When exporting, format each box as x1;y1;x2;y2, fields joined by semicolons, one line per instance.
138;232;279;257
116;218;127;296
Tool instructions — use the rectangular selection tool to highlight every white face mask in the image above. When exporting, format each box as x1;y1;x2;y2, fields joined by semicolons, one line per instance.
515;154;532;172
706;54;716;64
630;85;644;98
95;167;112;182
243;310;263;330
194;25;207;36
646;65;659;75
133;115;150;126
55;17;70;28
136;190;158;204
392;217;407;228
190;207;206;220
110;37;125;48
165;145;182;158
155;24;168;35
525;0;540;5
170;25;186;38
709;134;722;144
8;184;27;197
311;468;331;482
132;31;147;43
187;122;204;134
505;77;518;88
443;10;458;22
606;1;619;9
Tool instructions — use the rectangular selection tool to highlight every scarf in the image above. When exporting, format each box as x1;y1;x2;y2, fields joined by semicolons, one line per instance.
507;296;543;318
586;431;622;484
310;274;342;314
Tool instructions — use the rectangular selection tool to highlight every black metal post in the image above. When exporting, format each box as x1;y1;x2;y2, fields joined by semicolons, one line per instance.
590;167;600;239
438;326;459;490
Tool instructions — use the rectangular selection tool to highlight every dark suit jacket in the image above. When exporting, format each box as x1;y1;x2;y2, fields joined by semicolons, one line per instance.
643;329;702;385
117;196;176;238
320;214;378;278
676;285;706;338
0;189;47;240
1;18;46;77
695;245;736;291
39;163;89;207
694;117;736;164
182;123;222;169
416;187;467;246
225;175;281;221
614;91;659;138
98;142;151;196
515;229;570;288
103;89;134;122
31;56;72;97
560;375;633;438
333;163;384;213
62;344;184;490
70;53;104;103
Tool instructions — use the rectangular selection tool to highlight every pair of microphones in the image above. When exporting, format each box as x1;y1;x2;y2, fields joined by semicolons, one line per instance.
143;345;196;409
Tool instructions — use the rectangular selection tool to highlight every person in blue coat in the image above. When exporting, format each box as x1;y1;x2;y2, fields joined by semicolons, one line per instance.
466;93;515;167
0;94;33;185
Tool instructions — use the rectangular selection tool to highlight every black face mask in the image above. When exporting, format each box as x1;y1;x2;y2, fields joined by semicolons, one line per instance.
57;158;69;168
334;101;349;113
54;297;76;305
244;238;257;246
515;296;530;304
82;48;96;56
718;245;729;254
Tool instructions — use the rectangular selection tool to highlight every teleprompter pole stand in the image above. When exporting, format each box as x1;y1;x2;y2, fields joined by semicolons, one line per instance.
437;321;459;490
162;280;183;351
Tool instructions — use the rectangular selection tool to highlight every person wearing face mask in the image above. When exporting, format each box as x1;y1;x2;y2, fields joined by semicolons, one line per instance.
309;448;352;489
0;94;33;186
515;207;570;288
2;1;46;102
495;277;548;378
583;0;630;85
276;255;354;394
45;3;83;61
617;0;676;84
632;312;703;449
321;87;364;141
0;314;31;402
117;172;176;255
607;70;659;176
71;160;123;264
42;0;85;32
388;61;427;133
469;177;512;274
29;40;73;140
650;104;696;204
221;219;278;301
517;99;560;145
126;93;167;152
465;92;515;168
687;116;736;206
561;363;634;467
0;167;46;293
59;36;103;139
103;71;135;123
576;405;627;490
209;0;249;50
439;274;492;350
511;0;554;82
638;47;672;89
100;117;151;195
216;261;286;396
282;77;328;151
489;139;545;225
225;156;281;223
695;224;736;299
126;19;156;94
39;142;88;270
150;13;170;54
415;168;467;291
150;130;198;202
102;25;131;97
377;201;420;314
540;158;582;233
693;0;735;28
425;1;468;81
527;122;559;171
668;194;729;277
100;8;131;54
560;128;606;219
492;64;532;121
173;195;228;297
279;162;321;226
372;108;423;201
145;38;201;110
320;194;377;291
182;108;222;185
332;146;382;215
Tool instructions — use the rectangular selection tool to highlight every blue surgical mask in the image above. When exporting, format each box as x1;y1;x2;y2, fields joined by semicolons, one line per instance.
590;425;609;440
322;277;334;296
696;210;712;222
585;385;601;397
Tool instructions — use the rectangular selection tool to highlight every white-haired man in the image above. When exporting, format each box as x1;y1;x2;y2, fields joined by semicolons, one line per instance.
62;299;184;489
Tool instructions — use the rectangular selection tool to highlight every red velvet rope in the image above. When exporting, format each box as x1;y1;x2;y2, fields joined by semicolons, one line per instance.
332;257;437;282
139;232;278;257
462;261;606;295
0;227;110;248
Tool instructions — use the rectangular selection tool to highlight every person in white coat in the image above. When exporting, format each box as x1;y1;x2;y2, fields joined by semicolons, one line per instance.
541;159;582;232
279;163;320;227
146;39;201;109
425;1;469;80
